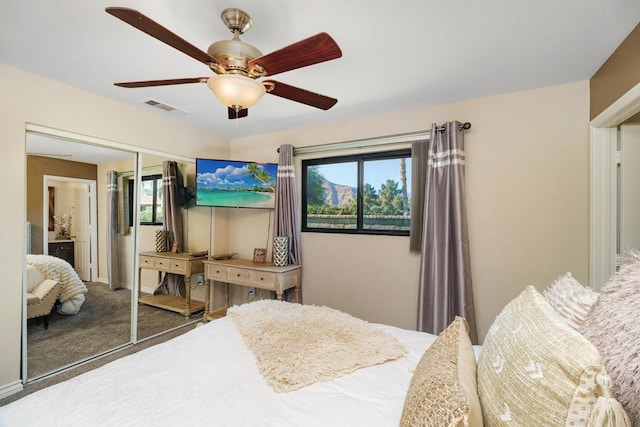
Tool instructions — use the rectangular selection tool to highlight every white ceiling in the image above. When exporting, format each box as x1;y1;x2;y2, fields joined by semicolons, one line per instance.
1;0;639;140
26;133;135;164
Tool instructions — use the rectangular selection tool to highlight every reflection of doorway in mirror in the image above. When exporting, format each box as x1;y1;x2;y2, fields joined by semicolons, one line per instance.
44;177;96;282
72;183;92;281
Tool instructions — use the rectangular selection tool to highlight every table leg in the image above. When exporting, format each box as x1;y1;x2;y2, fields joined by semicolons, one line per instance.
276;290;283;301
204;279;211;320
294;269;301;303
225;283;230;310
185;275;192;319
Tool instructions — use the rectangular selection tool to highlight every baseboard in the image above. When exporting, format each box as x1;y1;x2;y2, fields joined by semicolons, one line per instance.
0;380;23;400
95;278;132;290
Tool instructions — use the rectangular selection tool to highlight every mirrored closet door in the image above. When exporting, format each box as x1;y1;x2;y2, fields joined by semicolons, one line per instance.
25;131;138;381
135;154;209;340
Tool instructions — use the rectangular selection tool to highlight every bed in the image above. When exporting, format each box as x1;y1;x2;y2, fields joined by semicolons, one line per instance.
0;304;444;426
1;263;637;426
26;254;87;315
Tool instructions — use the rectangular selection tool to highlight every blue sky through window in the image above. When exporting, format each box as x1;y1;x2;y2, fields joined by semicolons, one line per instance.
315;158;411;193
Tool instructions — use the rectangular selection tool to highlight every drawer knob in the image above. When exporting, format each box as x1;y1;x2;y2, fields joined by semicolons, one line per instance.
237;274;241;277
260;277;264;281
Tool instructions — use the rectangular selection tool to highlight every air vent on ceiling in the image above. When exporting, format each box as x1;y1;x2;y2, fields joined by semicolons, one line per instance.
143;99;188;116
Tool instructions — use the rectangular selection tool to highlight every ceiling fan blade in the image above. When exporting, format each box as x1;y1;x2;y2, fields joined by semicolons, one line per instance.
264;80;337;110
249;32;342;77
114;77;209;88
105;7;221;67
228;107;248;119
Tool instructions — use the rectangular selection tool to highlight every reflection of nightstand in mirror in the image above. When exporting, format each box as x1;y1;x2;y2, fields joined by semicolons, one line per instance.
203;258;301;321
137;251;206;319
48;240;75;268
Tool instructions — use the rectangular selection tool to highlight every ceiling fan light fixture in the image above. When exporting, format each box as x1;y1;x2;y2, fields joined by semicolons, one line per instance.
207;74;266;111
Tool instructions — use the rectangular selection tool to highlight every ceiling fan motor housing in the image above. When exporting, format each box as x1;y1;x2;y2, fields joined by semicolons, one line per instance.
207;39;263;76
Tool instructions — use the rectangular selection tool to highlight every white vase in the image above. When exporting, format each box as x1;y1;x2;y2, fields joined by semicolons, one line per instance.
273;236;289;266
155;230;167;252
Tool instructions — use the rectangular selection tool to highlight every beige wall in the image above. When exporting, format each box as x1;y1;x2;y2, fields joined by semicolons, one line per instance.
230;81;590;342
590;24;640;119
0;63;228;395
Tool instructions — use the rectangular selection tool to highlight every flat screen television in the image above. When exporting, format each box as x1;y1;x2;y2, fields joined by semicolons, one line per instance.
195;158;278;209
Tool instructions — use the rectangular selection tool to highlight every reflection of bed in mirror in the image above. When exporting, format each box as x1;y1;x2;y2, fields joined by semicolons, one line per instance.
26;255;87;315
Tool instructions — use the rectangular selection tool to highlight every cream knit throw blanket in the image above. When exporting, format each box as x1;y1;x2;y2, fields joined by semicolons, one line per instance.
26;254;87;302
228;300;407;393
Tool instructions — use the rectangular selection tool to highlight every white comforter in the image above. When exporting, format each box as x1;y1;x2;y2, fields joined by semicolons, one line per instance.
0;317;439;427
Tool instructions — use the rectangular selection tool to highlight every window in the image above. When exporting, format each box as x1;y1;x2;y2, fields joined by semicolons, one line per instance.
139;174;163;225
302;149;411;235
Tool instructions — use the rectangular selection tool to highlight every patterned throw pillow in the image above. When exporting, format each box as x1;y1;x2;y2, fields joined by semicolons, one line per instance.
477;286;628;426
543;272;599;330
580;252;640;425
400;317;482;427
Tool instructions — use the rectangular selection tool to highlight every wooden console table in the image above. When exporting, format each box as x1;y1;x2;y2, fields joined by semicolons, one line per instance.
138;251;206;319
203;258;301;322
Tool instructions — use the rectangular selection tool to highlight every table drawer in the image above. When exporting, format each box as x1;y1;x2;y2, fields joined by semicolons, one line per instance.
154;258;171;269
250;271;277;289
228;267;251;284
169;259;187;274
139;255;156;268
207;264;228;281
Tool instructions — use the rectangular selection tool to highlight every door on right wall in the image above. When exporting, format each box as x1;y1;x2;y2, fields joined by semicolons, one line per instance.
619;123;640;264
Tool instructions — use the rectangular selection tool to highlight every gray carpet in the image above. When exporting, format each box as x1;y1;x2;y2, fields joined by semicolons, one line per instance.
27;282;202;379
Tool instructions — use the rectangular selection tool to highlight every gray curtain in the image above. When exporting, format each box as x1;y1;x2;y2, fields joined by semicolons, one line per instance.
273;144;302;300
119;175;131;235
106;170;120;290
409;139;428;252
417;121;478;343
154;161;185;297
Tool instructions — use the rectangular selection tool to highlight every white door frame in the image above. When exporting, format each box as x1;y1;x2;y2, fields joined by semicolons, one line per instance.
590;82;640;290
43;175;98;281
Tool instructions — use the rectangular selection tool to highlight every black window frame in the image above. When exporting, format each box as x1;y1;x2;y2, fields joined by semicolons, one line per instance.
301;149;411;236
138;174;163;226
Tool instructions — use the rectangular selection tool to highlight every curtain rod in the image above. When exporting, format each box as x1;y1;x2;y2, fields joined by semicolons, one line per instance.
278;122;471;156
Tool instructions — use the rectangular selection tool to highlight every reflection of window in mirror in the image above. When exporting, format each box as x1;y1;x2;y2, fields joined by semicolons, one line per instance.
127;173;164;226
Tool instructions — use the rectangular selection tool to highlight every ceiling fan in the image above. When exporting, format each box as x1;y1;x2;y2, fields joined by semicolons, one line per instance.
105;7;342;119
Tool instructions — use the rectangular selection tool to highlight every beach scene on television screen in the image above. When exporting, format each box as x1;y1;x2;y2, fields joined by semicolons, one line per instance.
196;159;278;209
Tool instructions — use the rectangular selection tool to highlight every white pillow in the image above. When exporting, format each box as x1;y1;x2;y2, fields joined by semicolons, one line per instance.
57;294;85;315
580;252;640;425
542;272;598;330
26;264;46;293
